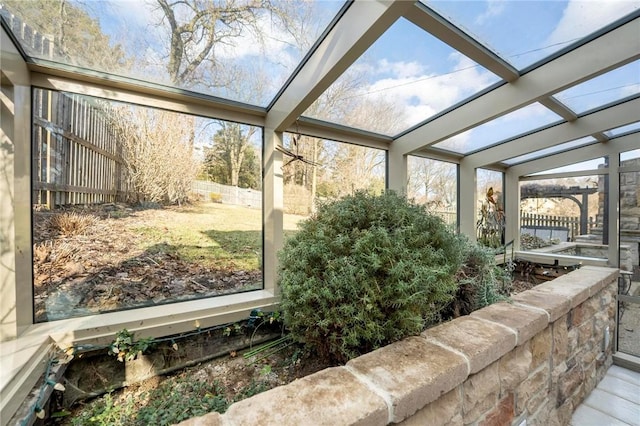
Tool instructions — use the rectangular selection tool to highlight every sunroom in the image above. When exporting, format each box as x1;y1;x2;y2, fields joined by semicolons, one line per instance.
1;0;639;425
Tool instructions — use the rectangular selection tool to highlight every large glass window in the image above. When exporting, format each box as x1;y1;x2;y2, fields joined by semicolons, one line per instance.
617;148;640;357
519;175;602;252
32;89;263;322
281;133;385;230
407;156;457;226
0;0;346;106
476;168;504;248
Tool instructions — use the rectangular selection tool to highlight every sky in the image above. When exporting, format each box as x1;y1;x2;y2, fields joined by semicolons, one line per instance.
11;0;640;158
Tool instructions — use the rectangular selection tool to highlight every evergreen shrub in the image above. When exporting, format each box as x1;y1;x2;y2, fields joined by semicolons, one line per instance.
278;191;466;363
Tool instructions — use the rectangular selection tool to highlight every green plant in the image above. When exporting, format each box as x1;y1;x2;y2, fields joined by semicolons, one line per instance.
278;191;465;363
71;393;137;426
443;238;511;319
109;329;154;362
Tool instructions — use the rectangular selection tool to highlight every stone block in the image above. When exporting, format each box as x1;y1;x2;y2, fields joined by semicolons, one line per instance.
530;326;551;369
577;319;594;348
499;344;531;393
567;327;579;355
224;367;388;426
551;316;568;367
346;336;467;423
516;364;549;415
399;387;462;426
511;291;570;323
533;267;616;308
422;317;516;374
479;393;514;426
556;363;583;407
471;302;548;346
462;362;500;423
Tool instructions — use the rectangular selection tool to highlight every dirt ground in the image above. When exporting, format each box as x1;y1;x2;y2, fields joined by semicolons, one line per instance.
33;203;268;322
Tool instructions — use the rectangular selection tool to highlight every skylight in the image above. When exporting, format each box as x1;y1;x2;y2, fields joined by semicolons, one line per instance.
424;0;640;70
433;102;563;154
605;121;640;138
502;136;597;166
529;158;607;175
554;60;640;113
301;17;501;136
0;0;346;107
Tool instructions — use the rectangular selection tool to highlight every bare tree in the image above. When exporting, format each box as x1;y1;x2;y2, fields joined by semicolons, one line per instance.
108;105;200;205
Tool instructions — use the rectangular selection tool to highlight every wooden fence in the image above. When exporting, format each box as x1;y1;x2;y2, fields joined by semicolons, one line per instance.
0;6;53;57
520;211;596;241
32;89;127;207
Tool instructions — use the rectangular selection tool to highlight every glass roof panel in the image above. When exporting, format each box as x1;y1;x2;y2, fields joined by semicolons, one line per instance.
424;0;640;70
554;60;640;113
529;158;607;175
502;136;597;166
433;102;563;154
0;0;346;107
301;17;501;136
605;121;640;138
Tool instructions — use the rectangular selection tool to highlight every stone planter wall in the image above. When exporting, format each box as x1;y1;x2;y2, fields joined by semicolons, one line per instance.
180;266;618;426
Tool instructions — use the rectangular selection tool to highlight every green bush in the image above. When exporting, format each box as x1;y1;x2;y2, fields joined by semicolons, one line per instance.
278;191;465;363
442;239;511;319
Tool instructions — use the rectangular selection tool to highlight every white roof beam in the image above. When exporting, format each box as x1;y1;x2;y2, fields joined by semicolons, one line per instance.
511;133;638;176
405;2;519;82
291;116;392;151
265;0;412;132
539;97;577;122
465;96;640;168
395;17;640;155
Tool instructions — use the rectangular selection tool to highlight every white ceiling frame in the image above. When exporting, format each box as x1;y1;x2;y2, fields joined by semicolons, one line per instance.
404;2;519;82
511;133;639;177
464;96;640;168
394;17;640;155
265;0;413;132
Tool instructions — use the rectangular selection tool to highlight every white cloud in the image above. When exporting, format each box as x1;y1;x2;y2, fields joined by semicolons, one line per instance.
475;0;507;25
376;59;426;78
546;0;639;46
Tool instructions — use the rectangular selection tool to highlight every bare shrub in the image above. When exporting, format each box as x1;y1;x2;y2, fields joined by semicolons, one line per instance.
49;212;97;237
108;106;200;206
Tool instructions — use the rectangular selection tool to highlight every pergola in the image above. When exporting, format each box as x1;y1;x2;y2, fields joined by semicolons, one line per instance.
1;1;639;421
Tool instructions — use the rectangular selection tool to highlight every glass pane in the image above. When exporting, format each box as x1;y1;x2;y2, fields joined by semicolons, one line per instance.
606;121;640;138
621;149;640;162
0;0;345;106
425;0;640;70
32;88;262;322
434;103;562;154
520;176;600;248
477;169;504;248
302;17;500;136
502;136;597;166
618;164;640;358
554;60;640;113
407;156;457;226
529;158;607;175
282;133;386;229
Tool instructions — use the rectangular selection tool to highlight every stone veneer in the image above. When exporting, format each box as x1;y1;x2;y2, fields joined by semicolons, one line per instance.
178;266;618;426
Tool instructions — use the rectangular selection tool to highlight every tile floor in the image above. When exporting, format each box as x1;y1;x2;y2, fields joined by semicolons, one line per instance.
571;365;640;426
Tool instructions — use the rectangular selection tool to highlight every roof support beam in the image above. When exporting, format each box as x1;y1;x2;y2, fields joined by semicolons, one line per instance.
464;96;640;168
265;0;412;132
511;133;638;176
405;2;519;82
539;97;577;122
394;17;640;155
